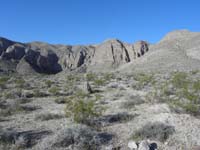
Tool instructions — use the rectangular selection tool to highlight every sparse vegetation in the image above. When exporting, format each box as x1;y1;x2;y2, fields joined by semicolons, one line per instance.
45;80;53;88
133;73;155;90
170;72;189;89
147;71;200;116
65;97;103;124
86;72;97;81
131;122;175;142
48;87;60;95
0;76;10;89
121;96;145;109
94;78;106;86
15;78;26;88
33;89;47;97
35;113;63;121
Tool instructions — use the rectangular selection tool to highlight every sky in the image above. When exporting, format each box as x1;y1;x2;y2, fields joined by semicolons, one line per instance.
0;0;200;45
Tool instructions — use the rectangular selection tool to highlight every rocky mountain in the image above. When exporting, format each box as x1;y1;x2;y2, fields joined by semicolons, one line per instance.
0;36;149;74
1;30;200;75
119;30;200;73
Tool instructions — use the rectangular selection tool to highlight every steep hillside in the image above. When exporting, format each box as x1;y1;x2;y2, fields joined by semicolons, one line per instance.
119;30;200;73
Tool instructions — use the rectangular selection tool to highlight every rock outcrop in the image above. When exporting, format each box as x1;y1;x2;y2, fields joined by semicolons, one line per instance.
17;49;62;74
0;37;15;56
1;43;26;60
0;37;149;74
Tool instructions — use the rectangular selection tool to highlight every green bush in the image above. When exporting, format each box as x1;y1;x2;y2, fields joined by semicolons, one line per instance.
193;80;200;92
86;73;96;81
45;80;53;88
65;98;103;124
0;76;10;84
0;76;10;89
15;78;26;88
94;79;106;86
48;87;60;95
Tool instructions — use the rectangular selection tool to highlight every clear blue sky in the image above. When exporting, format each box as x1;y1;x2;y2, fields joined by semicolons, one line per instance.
1;0;199;45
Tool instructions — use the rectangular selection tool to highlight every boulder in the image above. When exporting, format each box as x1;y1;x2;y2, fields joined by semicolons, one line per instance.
1;44;25;60
138;140;150;150
128;140;138;149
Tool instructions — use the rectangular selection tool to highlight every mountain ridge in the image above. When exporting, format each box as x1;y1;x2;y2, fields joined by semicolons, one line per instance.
1;29;200;74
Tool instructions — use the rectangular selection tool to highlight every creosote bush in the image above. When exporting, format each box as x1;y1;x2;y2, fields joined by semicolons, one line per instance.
131;122;175;142
65;97;103;124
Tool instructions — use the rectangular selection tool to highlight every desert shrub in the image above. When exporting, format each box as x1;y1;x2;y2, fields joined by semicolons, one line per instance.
121;96;145;109
94;79;106;86
52;124;112;149
86;73;96;81
48;87;60;95
54;89;89;104
65;98;103;124
54;97;66;104
66;74;81;82
75;89;89;99
35;113;63;121
103;73;115;81
0;76;10;84
131;122;175;142
0;76;10;89
15;78;26;88
45;80;53;88
4;92;14;99
191;70;199;75
170;72;189;89
0;101;23;117
33;89;47;97
193;80;200;92
147;71;200;116
3;89;22;99
94;94;103;101
133;73;155;89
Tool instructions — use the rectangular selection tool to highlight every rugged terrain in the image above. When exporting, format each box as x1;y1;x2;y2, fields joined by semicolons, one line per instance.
1;30;200;150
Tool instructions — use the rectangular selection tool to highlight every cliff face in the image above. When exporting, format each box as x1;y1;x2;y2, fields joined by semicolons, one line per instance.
0;37;149;74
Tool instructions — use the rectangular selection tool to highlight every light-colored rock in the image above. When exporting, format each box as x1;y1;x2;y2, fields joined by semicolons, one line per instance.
128;140;138;149
138;140;150;150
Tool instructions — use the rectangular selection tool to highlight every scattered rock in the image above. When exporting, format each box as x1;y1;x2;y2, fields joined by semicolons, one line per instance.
128;140;138;149
138;140;149;150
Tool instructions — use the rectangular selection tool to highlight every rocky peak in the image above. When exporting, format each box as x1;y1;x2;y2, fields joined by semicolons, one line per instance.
159;29;199;43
